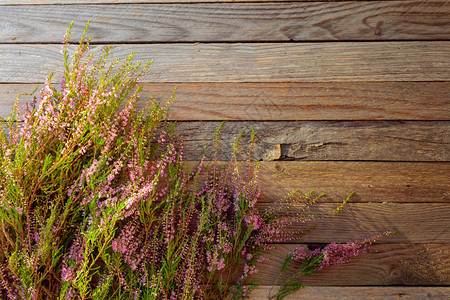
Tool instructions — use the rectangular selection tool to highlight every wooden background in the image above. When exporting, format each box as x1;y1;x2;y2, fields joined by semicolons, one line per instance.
0;0;449;299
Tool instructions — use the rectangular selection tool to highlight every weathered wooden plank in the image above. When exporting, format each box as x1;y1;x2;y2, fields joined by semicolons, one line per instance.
3;82;449;120
249;244;450;285
1;2;448;43
257;161;450;203
254;203;449;243
191;161;450;203
1;42;449;83
0;1;422;5
141;82;450;121
250;286;450;299
175;121;450;161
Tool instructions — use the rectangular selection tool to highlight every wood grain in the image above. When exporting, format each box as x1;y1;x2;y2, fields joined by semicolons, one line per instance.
253;161;450;204
253;203;449;243
0;1;425;4
1;2;448;43
141;82;450;121
1;42;449;83
3;82;449;120
174;121;450;161
250;286;450;299
249;244;450;285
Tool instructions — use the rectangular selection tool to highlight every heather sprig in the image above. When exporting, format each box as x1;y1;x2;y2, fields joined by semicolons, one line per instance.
271;231;397;300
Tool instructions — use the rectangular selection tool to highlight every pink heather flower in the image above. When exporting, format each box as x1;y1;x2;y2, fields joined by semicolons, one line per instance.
244;212;264;231
206;250;226;272
291;246;308;262
61;264;76;282
241;285;249;297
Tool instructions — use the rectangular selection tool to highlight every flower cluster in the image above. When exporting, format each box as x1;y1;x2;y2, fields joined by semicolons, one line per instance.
272;231;396;299
291;231;396;271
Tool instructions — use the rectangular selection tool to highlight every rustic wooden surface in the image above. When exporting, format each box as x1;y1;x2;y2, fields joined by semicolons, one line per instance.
0;1;448;299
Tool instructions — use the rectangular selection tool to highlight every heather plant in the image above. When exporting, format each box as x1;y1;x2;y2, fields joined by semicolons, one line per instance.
0;22;178;299
0;22;394;300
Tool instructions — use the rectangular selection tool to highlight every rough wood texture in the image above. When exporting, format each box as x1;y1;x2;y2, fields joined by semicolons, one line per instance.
254;203;449;243
0;1;423;4
250;244;450;285
3;82;449;120
1;2;448;43
250;286;450;299
252;161;449;203
1;42;449;83
175;121;450;161
143;82;450;121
